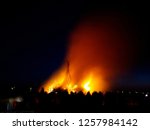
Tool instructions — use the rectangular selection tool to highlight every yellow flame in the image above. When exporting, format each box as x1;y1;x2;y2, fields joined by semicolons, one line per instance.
83;81;91;92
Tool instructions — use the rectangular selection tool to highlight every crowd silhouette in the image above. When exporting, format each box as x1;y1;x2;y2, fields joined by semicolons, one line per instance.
0;85;150;112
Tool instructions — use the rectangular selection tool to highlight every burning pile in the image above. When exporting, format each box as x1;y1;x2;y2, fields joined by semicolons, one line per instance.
41;14;135;94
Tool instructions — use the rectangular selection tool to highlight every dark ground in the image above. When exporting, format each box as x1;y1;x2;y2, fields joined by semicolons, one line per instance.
0;85;150;113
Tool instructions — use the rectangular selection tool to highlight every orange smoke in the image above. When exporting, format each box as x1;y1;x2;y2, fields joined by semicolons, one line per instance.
41;14;134;94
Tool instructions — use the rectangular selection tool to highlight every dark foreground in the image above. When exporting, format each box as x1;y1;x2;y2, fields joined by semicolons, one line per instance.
0;87;150;113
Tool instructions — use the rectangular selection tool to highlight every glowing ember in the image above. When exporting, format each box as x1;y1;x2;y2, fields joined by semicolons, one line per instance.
40;13;135;94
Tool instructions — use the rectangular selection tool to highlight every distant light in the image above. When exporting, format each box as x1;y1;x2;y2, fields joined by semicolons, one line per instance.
15;97;23;102
11;86;15;90
145;94;148;97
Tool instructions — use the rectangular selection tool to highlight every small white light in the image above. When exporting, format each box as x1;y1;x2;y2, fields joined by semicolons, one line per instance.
145;94;148;97
15;97;23;102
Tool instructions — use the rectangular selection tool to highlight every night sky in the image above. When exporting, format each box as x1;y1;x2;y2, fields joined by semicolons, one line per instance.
0;1;149;89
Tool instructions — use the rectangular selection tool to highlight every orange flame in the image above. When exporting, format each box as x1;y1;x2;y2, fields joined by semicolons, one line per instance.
43;64;107;94
41;14;135;94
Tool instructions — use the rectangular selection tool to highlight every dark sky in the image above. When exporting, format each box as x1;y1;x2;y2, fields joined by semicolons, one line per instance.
0;1;149;88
